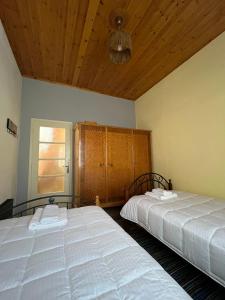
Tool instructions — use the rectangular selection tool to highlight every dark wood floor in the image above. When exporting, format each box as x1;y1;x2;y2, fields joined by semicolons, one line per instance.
104;206;225;300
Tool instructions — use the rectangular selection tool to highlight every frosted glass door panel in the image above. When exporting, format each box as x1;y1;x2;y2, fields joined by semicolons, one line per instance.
39;127;65;143
29;119;72;198
39;143;65;159
38;176;64;194
38;160;65;176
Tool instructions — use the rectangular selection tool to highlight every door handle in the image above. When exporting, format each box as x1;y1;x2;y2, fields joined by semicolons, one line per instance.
99;163;104;167
65;165;70;173
108;163;113;167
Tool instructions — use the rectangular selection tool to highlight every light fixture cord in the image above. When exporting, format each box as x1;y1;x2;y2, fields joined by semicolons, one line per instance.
115;16;123;30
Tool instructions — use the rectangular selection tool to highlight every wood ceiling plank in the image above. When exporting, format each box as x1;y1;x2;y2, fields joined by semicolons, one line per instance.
87;0;179;95
47;0;65;82
102;0;191;96
72;0;101;85
1;0;225;100
61;0;80;83
77;0;131;89
125;0;154;32
16;0;45;78
26;0;44;78
114;0;225;98
111;0;213;97
130;8;225;99
52;0;68;82
0;8;23;72
35;0;55;80
83;0;150;92
0;0;33;75
66;0;89;84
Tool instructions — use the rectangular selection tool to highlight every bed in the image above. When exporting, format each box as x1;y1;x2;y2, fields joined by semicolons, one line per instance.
121;173;225;288
0;205;190;300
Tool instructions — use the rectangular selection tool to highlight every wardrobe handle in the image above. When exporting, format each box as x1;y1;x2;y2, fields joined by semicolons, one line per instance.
99;163;104;167
108;163;113;167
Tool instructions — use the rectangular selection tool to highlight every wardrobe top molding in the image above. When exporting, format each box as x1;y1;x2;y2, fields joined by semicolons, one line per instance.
74;122;151;133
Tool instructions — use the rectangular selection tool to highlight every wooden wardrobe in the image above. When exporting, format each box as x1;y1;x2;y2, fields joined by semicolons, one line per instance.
74;122;151;207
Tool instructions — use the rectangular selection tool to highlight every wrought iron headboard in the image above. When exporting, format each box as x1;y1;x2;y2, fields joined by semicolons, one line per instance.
13;195;74;217
0;199;13;220
125;173;172;202
11;195;74;218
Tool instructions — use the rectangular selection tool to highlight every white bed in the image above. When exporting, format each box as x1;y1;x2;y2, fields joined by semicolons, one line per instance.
0;206;190;300
121;191;225;288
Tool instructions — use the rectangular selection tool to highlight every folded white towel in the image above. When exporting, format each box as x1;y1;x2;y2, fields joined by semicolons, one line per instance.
145;191;177;201
160;193;177;200
152;188;173;197
40;205;59;224
29;207;67;231
28;208;43;230
152;188;164;193
162;190;173;197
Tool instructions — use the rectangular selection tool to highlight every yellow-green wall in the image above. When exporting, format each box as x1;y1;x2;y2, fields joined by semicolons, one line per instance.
136;32;225;199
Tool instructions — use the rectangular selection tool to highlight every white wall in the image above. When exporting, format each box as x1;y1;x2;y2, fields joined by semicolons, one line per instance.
136;31;225;199
0;21;22;204
17;78;135;203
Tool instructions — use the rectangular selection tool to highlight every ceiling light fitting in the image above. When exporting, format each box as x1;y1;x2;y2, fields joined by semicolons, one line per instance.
109;15;132;64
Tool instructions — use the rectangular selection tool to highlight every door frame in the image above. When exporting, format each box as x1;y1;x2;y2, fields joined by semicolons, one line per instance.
27;118;73;201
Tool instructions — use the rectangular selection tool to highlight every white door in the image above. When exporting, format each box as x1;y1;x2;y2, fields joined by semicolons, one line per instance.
28;119;72;204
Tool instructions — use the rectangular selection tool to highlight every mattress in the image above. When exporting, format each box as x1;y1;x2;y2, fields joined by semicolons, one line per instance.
121;191;225;287
0;206;190;300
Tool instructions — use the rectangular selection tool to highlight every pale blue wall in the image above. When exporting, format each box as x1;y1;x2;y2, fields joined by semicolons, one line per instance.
17;78;135;203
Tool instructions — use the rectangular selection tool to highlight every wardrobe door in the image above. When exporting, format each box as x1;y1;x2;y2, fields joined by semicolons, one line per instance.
133;130;151;179
80;125;106;206
107;127;134;203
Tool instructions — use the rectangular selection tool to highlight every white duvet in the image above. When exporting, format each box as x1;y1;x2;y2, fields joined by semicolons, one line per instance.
121;191;225;287
0;206;190;300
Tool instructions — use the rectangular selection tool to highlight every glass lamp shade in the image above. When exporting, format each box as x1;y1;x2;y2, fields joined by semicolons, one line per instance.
109;30;132;64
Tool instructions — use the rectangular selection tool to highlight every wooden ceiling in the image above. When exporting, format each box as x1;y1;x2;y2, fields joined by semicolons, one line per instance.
1;0;225;100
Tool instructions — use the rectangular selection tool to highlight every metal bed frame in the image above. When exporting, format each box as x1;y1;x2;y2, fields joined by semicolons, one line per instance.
0;195;74;219
0;173;172;218
125;172;172;202
95;173;173;206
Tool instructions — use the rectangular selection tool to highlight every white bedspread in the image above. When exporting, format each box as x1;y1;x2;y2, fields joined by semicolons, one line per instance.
121;191;225;287
0;206;190;300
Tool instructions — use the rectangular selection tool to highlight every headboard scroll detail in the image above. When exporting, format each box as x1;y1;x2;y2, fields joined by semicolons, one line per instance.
125;172;172;202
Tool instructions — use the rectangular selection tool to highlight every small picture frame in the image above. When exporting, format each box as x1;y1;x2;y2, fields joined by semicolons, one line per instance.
7;118;17;137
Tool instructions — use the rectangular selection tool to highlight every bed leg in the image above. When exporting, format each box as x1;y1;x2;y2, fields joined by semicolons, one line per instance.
95;195;100;207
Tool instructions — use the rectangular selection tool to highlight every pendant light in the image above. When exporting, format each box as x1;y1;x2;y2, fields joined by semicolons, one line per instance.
109;16;132;64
